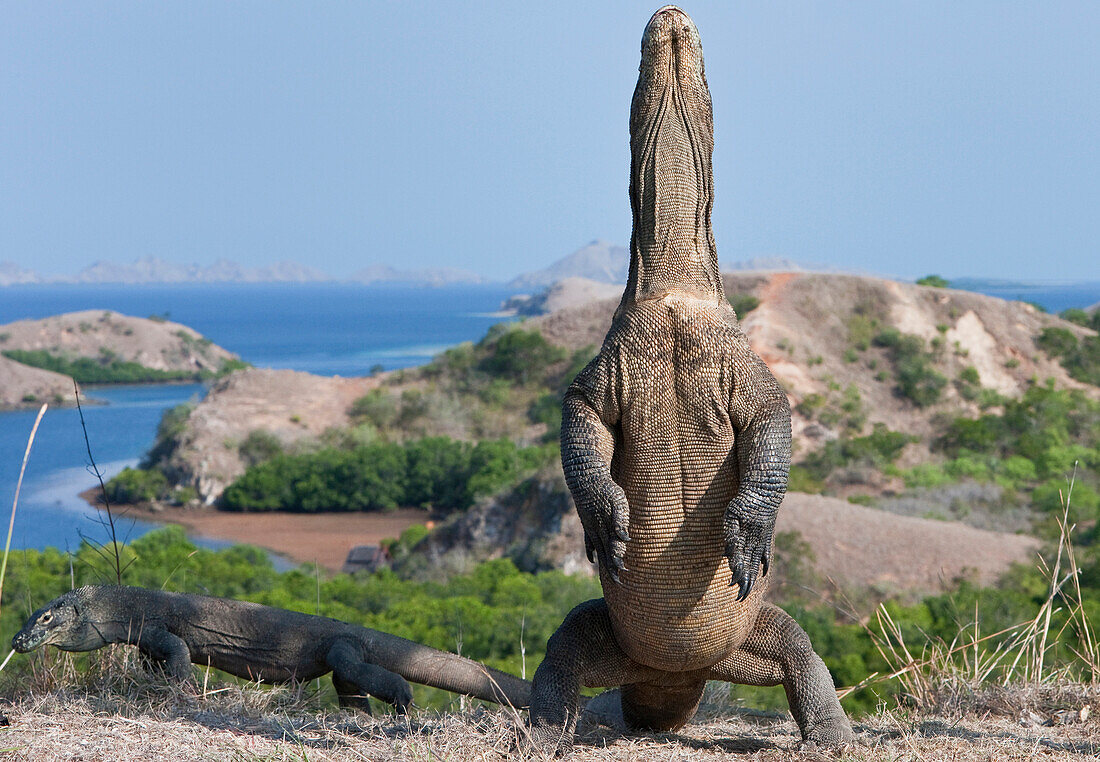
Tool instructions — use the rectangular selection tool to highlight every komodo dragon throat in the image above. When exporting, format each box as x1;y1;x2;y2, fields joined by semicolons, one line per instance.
14;586;531;713
529;6;853;751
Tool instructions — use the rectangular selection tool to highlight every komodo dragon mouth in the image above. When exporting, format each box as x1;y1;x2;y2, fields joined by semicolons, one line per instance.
622;4;722;309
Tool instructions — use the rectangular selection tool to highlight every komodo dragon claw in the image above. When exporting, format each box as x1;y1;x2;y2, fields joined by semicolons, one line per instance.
577;477;631;584
723;511;774;601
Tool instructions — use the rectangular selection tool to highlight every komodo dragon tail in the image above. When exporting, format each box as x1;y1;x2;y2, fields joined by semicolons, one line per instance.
360;628;532;708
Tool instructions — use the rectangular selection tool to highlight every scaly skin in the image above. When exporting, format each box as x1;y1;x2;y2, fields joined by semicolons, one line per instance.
529;7;853;753
14;586;531;713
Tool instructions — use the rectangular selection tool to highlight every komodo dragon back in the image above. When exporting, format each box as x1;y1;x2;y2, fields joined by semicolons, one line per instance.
529;7;854;753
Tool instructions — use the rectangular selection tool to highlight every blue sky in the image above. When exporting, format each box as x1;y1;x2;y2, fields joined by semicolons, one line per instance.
3;1;1098;281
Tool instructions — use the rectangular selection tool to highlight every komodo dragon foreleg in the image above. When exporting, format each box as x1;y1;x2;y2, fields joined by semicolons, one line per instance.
561;381;630;583
724;349;793;600
326;638;413;714
136;628;193;683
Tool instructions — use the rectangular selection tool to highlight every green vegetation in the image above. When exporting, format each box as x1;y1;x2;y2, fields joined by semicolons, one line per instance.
727;293;760;317
954;365;981;401
796;382;865;435
140;402;194;469
475;325;567;384
909;384;1100;523
872;328;947;407
4;525;1097;715
2;348;199;384
1060;307;1100;331
915;274;950;288
104;467;170;504
799;424;913;483
1036;326;1100;387
1;347;248;384
221;437;556;514
238;430;283;467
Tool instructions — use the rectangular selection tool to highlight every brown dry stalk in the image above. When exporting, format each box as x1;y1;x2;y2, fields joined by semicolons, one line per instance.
0;403;48;613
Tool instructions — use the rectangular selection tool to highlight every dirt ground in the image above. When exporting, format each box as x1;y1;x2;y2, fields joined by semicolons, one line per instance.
118;503;429;571
0;683;1096;761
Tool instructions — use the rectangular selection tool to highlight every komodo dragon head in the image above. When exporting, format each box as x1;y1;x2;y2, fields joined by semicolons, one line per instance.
620;5;723;312
12;588;109;653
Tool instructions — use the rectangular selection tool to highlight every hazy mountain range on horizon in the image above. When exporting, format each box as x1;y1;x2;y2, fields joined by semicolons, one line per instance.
2;246;1097;299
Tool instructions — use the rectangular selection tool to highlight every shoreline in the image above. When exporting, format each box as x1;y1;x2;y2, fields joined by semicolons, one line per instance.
82;488;428;572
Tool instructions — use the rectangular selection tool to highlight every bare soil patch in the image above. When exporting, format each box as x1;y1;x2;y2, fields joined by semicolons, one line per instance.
112;502;428;572
778;493;1040;594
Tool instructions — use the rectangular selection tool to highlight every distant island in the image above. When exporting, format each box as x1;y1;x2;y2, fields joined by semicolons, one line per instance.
5;247;1095;298
0;257;486;288
0;310;242;409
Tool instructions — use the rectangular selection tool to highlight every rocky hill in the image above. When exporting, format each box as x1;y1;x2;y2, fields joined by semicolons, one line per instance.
159;369;379;503
0;311;241;408
0;257;331;285
147;272;1095;504
0;355;76;408
346;264;487;286
532;272;1095;447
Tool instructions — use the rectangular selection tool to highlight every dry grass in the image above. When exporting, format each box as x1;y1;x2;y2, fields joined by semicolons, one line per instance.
839;472;1099;713
0;670;1097;761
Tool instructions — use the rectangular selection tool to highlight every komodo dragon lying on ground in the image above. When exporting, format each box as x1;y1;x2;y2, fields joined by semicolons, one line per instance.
529;6;854;753
13;585;531;713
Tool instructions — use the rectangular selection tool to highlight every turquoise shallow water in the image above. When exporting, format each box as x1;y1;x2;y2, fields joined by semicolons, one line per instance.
0;283;514;554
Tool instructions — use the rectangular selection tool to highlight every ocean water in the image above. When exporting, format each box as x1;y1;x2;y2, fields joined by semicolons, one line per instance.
0;282;514;376
950;279;1100;314
0;283;514;554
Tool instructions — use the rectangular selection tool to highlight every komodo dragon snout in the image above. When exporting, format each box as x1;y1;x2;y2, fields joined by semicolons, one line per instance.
13;595;104;653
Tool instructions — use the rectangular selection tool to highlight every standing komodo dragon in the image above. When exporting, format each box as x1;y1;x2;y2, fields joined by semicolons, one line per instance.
529;6;854;752
13;585;531;713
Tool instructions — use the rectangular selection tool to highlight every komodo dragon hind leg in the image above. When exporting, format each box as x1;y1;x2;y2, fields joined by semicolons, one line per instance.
708;604;854;747
326;638;413;715
529;598;668;755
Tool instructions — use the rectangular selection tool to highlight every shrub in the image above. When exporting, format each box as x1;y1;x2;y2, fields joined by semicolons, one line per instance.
1036;328;1100;386
916;274;949;288
799;424;913;481
728;294;760;317
1036;327;1079;357
349;389;399;428
141;403;194;468
873;330;947;407
104;467;169;504
529;392;563;440
221;437;553;515
404;437;473;509
238;430;283;467
477;327;566;384
1;348;197;384
1059;308;1092;327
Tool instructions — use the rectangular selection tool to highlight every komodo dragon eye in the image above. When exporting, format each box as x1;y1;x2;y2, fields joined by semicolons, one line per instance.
39;611;53;625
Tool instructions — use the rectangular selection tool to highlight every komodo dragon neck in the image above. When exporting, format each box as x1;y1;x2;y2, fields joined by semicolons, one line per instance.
619;4;723;313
